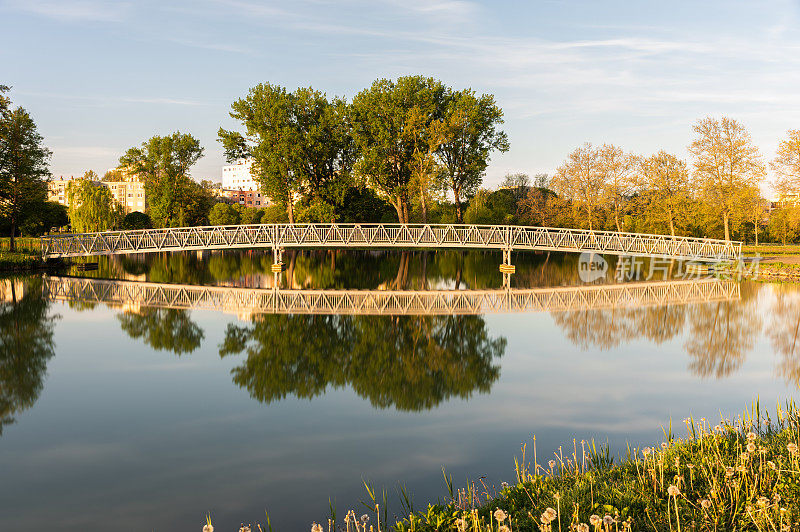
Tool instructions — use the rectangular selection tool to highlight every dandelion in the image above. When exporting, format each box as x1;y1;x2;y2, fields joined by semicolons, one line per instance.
714;425;722;432
589;514;602;526
501;481;510;489
788;442;798;455
494;509;508;523
700;499;712;509
603;515;615;526
455;518;467;531
725;466;735;478
768;460;777;470
736;465;747;473
757;496;770;507
577;524;590;532
774;494;782;503
360;514;369;524
541;507;557;523
498;526;511;532
642;447;651;456
203;525;214;532
747;442;756;453
668;485;680;497
311;523;323;532
661;442;668;450
239;526;251;532
549;460;557;469
747;432;757;442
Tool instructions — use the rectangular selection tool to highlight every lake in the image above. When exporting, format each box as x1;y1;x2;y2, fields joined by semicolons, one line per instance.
0;249;795;531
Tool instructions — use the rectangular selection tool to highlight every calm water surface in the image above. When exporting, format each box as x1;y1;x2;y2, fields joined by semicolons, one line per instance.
0;250;796;531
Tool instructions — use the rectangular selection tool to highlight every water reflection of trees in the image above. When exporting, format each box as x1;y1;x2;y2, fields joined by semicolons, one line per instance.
768;284;800;387
219;314;506;411
0;277;57;435
117;309;204;355
551;282;764;381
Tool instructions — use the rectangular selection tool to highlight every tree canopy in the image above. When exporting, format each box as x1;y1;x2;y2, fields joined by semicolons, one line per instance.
119;132;204;227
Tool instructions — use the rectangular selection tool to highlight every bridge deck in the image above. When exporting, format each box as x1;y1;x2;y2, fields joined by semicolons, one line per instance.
43;277;740;316
41;224;741;261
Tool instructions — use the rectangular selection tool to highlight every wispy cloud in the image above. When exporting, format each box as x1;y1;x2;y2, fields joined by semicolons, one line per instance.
3;0;131;22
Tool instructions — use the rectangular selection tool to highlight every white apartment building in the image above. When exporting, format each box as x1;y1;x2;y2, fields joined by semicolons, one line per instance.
48;176;146;213
222;159;259;191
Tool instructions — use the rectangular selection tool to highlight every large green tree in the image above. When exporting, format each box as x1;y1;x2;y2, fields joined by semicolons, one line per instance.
219;84;355;223
0;89;50;250
119;132;204;227
438;89;509;223
351;76;446;223
118;308;204;356
67;170;121;232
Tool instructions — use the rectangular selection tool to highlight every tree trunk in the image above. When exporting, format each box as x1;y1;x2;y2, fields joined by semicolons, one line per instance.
723;211;730;241
454;188;463;223
614;210;622;233
393;195;404;224
754;216;759;247
669;215;675;238
287;201;294;225
420;193;428;224
401;200;410;224
9;214;16;252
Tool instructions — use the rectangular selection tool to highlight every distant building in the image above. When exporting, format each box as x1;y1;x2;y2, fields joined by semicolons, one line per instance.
219;189;269;208
222;159;259;191
47;173;147;214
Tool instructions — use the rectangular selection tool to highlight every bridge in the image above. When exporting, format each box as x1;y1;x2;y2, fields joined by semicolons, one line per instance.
41;224;740;261
43;276;740;316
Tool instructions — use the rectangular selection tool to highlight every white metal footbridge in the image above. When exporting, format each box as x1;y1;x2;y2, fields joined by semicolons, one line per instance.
43;276;740;316
41;224;741;262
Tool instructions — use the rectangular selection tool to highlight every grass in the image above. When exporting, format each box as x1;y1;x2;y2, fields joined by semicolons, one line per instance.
743;244;800;257
0;237;44;270
385;401;800;532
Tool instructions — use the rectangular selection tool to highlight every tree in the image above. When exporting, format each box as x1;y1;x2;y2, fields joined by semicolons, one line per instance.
438;89;509;223
208;202;241;225
20;200;68;235
598;144;637;232
688;117;766;241
550;143;604;229
119;132;204;227
67;171;121;232
121;211;152;230
351;76;446;223
220;84;355;224
638;151;691;237
0;103;50;250
407;107;447;223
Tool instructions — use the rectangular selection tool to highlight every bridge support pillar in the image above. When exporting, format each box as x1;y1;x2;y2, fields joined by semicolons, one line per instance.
499;248;515;288
272;247;283;288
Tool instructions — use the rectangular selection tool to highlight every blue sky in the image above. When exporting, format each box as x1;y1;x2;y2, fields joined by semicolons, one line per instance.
1;0;799;194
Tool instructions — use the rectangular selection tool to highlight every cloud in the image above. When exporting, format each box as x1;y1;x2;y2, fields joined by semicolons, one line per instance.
3;0;131;22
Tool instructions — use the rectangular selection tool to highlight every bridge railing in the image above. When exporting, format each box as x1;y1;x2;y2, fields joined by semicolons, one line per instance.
41;224;742;261
43;276;741;316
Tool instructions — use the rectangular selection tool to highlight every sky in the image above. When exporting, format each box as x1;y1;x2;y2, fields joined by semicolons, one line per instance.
1;0;799;195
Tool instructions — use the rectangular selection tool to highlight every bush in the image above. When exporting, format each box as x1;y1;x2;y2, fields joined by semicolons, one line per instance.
208;203;241;225
121;211;152;230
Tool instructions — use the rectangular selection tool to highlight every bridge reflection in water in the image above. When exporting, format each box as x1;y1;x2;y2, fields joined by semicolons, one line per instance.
43;276;740;316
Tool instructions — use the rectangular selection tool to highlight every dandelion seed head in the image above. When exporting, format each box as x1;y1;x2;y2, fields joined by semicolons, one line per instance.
788;443;798;455
700;499;712;509
747;432;757;442
360;514;369;524
577;524;590;532
747;442;756;453
311;522;323;532
757;496;770;507
548;460;556;468
603;515;615;525
667;485;680;497
203;525;214;532
494;508;507;523
589;515;602;526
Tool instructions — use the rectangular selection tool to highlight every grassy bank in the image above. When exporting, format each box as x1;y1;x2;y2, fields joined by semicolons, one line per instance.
743;244;800;257
384;402;800;532
0;237;44;271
